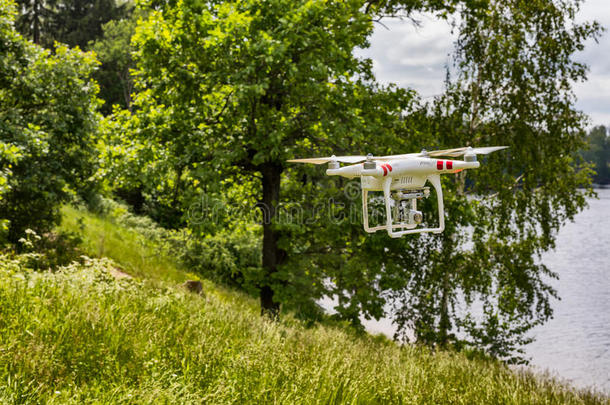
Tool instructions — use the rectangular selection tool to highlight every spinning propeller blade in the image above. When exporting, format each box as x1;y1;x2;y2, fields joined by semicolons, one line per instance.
287;156;367;164
427;146;509;157
375;153;422;160
470;146;510;154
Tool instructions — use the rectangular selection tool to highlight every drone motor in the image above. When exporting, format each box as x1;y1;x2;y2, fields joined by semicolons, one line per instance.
328;160;340;170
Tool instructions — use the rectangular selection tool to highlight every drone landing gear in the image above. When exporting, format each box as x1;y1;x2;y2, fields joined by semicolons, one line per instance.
362;174;445;238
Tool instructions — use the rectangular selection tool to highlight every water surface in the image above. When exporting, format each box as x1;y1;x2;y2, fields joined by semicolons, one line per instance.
524;187;610;393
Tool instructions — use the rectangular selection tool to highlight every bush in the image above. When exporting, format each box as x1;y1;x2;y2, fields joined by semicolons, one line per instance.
15;228;83;270
175;227;262;292
0;1;100;244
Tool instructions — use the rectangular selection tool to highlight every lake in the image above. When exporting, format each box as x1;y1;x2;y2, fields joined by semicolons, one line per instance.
523;187;610;393
350;188;610;393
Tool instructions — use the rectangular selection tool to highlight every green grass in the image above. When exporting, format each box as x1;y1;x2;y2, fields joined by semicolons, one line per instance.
58;204;251;310
0;206;607;404
59;205;192;284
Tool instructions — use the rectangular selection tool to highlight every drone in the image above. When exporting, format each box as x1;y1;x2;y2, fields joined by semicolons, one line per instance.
288;146;508;238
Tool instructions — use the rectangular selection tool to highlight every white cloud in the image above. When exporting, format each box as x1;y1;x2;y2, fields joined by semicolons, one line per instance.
361;1;610;126
356;14;455;97
573;0;610;126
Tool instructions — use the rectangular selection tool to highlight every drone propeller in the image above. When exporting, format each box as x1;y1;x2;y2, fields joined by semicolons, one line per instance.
375;153;422;160
376;146;508;159
287;155;368;164
288;152;425;164
427;146;509;157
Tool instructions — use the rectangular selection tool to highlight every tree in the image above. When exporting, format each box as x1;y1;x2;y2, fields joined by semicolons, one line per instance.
14;0;133;114
0;0;101;244
14;0;128;49
51;0;128;49
131;0;424;317
14;0;56;45
389;0;601;362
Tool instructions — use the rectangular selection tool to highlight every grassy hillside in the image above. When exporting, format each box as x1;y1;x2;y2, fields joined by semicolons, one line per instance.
0;206;607;404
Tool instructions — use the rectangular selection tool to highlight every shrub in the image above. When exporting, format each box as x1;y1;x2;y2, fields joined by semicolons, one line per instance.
0;0;100;244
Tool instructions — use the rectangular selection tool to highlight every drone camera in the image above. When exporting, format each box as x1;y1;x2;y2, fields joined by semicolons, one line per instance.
409;210;423;224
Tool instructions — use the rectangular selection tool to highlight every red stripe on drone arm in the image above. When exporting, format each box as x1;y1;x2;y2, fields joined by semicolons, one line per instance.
387;164;393;172
382;165;388;176
446;161;453;170
437;160;443;170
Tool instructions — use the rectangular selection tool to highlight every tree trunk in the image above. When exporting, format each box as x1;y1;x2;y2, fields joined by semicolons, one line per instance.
259;162;283;319
33;0;40;45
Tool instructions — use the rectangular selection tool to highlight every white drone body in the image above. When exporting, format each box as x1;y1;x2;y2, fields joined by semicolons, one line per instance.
288;146;508;238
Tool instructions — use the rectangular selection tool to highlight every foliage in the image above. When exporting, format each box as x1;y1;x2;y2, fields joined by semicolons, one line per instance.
96;105;195;226
0;249;607;403
13;227;83;269
0;0;24;242
50;0;129;48
0;0;101;244
580;125;609;185
15;0;135;113
364;0;488;18
389;0;601;363
177;226;262;293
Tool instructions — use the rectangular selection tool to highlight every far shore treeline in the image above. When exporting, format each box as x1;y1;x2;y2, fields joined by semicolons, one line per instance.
0;0;606;365
582;125;610;185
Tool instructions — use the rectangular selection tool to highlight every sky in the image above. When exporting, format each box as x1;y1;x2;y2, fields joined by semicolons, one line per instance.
358;0;610;127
